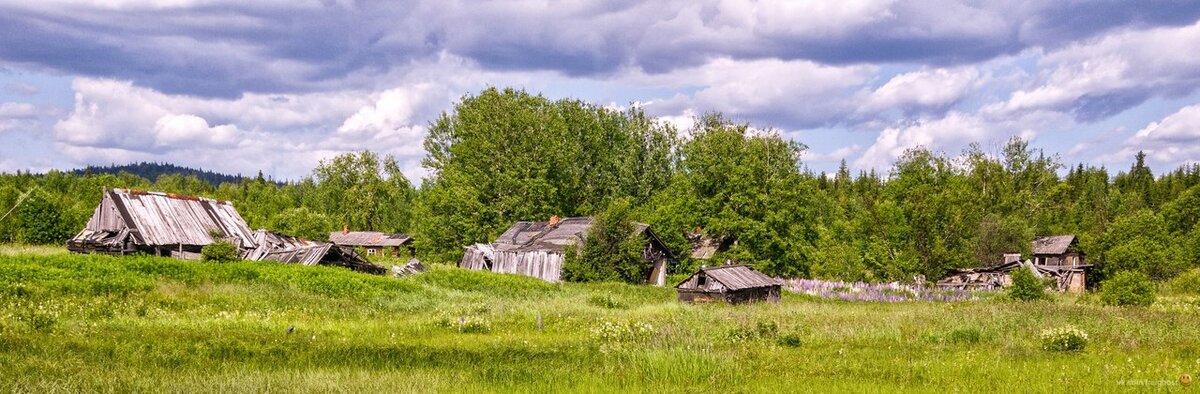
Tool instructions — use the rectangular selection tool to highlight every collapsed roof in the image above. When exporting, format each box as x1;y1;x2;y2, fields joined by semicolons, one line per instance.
67;189;383;274
329;231;412;247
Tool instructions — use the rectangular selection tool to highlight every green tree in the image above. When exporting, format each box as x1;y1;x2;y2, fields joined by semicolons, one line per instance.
1009;265;1047;301
1100;271;1156;307
562;198;648;283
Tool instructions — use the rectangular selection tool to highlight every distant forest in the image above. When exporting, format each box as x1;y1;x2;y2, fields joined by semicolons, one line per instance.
2;87;1198;286
71;162;263;186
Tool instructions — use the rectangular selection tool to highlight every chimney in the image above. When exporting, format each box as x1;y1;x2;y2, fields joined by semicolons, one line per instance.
343;224;349;234
549;215;561;226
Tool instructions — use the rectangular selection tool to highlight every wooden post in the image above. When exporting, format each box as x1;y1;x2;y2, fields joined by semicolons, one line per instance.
537;312;543;332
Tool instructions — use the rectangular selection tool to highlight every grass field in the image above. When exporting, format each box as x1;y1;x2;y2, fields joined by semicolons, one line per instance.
1;245;1198;392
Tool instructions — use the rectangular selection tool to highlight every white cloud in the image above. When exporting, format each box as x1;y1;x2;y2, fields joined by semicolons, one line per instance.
1130;104;1200;144
803;144;864;164
853;109;1068;172
1096;104;1200;169
635;57;876;128
999;21;1200;120
863;67;981;113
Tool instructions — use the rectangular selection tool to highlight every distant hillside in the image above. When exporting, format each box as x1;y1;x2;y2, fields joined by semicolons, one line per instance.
72;162;255;186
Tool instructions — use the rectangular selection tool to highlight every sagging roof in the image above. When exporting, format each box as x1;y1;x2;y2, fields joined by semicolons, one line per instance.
677;264;779;291
79;189;257;248
686;232;732;260
1032;235;1077;255
329;231;412;247
69;189;385;275
493;216;673;258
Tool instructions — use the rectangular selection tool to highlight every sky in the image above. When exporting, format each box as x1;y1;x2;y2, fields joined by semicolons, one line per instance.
2;0;1200;182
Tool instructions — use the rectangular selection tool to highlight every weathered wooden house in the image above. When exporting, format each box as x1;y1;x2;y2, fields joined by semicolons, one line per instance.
460;216;675;285
67;189;383;274
1031;235;1086;266
246;230;385;274
329;229;413;257
675;264;781;304
937;235;1091;293
937;260;1089;293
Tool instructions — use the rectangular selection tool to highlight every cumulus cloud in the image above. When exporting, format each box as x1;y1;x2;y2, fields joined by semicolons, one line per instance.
2;1;1198;98
636;58;875;128
50;77;443;180
853;109;1069;172
1093;104;1200;168
863;67;981;114
999;21;1200;121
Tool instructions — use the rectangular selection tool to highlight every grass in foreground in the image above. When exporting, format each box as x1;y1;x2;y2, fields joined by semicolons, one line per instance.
1;246;1198;392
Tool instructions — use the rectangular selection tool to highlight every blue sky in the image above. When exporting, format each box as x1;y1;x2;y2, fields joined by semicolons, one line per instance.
2;1;1200;181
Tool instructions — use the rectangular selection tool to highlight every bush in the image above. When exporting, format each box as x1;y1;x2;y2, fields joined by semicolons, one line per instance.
1169;268;1200;295
1039;326;1088;352
1100;271;1156;307
948;327;983;345
1009;266;1046;301
200;241;239;263
562;198;651;284
776;332;803;347
726;321;779;343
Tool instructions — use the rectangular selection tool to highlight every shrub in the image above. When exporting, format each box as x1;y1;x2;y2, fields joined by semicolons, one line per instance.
1009;266;1046;301
562;198;650;284
1169;268;1200;295
776;332;803;347
1100;271;1156;307
727;321;779;342
1039;326;1088;352
587;295;625;309
948;327;983;345
200;241;239;263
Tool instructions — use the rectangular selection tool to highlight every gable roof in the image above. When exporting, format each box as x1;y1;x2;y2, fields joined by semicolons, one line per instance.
492;216;673;258
80;189;257;248
1032;235;1076;255
677;264;779;291
329;231;412;247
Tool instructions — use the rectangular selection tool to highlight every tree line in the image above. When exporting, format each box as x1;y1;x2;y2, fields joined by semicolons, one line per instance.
2;87;1198;284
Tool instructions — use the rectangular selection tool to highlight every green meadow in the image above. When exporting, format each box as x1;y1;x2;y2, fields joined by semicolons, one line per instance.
1;246;1198;393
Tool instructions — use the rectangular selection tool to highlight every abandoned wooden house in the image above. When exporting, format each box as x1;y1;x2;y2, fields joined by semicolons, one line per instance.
936;259;1089;293
1031;235;1086;266
328;228;413;257
936;235;1090;293
675;264;781;304
246;230;386;274
460;216;675;285
67;189;383;274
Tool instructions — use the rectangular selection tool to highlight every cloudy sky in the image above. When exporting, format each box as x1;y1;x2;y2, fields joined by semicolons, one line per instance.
2;1;1200;182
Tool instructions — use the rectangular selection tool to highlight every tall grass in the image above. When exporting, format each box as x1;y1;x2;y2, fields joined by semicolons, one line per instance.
1;247;1198;392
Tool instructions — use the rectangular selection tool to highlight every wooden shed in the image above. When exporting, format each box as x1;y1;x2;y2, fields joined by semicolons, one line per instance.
675;265;781;304
460;216;675;285
329;229;413;258
67;189;383;274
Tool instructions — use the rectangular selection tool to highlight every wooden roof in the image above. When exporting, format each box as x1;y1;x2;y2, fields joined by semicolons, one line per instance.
1032;235;1076;255
492;216;673;258
329;231;411;247
77;189;257;248
676;264;779;291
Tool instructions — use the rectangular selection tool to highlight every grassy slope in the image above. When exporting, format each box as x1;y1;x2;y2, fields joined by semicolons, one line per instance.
1;247;1198;393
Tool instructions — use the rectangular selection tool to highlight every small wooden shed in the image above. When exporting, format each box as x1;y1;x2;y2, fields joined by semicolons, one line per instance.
329;229;413;257
675;265;781;304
